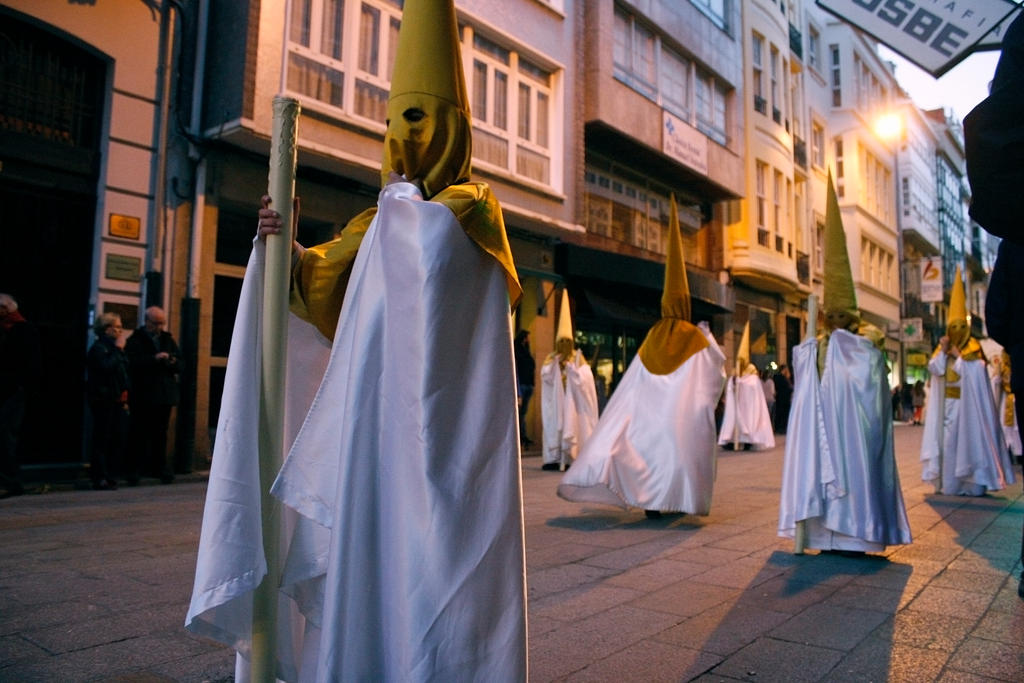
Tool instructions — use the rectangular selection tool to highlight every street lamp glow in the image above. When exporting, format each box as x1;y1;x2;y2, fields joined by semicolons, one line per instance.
875;112;903;141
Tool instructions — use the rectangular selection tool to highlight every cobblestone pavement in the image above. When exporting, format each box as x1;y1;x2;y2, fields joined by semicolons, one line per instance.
1;424;1022;681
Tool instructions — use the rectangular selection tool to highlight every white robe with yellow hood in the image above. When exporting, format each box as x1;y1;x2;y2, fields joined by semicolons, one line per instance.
717;325;775;450
921;272;1014;496
187;2;528;679
778;173;911;551
558;198;726;514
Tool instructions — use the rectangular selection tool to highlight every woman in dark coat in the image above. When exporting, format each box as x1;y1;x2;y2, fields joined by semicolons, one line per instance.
86;313;130;490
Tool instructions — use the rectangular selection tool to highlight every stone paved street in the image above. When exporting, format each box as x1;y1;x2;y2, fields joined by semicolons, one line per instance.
1;424;1022;681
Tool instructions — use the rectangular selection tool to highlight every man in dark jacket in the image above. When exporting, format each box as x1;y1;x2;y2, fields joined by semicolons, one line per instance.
125;306;180;484
964;10;1024;598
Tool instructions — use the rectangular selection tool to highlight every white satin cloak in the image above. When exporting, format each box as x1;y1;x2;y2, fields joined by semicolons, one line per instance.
717;373;776;449
921;352;1015;495
270;182;527;682
186;181;527;682
778;330;912;550
557;322;725;514
540;350;600;467
185;240;332;681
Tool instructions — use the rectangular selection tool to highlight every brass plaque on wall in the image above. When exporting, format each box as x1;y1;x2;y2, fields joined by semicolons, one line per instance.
109;213;141;239
105;253;141;282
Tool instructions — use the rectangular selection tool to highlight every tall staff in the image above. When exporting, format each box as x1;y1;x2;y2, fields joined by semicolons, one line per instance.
252;95;300;681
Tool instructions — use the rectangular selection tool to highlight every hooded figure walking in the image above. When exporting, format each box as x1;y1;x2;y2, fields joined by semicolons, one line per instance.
920;265;1014;496
778;172;912;554
557;196;726;518
186;1;528;679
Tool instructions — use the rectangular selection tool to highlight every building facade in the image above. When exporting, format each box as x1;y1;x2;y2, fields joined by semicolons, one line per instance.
1;0;989;473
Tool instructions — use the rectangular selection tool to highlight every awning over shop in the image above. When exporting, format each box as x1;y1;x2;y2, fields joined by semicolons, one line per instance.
555;243;734;320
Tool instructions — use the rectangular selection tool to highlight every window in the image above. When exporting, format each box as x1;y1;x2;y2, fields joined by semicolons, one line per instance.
811;122;824;167
858;146;891;222
752;33;765;114
615;5;731;146
286;0;403;118
835;137;844;197
773;169;783;246
584;163;692;258
695;69;728;145
814;219;825;272
661;47;690;119
613;6;656;98
808;25;820;71
467;30;555;185
830;44;841;107
770;45;780;123
756;161;768;245
690;0;729;30
287;3;558;189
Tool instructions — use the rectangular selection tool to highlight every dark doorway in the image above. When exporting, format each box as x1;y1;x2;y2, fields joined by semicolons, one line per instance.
0;10;105;470
0;181;95;468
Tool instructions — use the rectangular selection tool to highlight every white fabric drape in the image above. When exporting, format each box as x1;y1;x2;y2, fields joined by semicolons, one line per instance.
717;373;776;449
557;323;725;514
921;351;1015;495
778;330;912;550
540;350;599;467
188;182;528;682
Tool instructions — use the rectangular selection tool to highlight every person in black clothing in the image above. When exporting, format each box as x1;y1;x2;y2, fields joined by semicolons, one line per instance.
963;10;1024;599
772;364;793;433
86;312;130;490
125;306;180;484
0;294;40;497
514;329;535;448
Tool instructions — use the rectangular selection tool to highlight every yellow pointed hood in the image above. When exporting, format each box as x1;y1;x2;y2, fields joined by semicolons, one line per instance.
823;170;858;322
556;288;574;343
737;321;751;369
382;0;472;199
661;195;692;321
946;264;972;348
637;195;708;374
948;264;967;324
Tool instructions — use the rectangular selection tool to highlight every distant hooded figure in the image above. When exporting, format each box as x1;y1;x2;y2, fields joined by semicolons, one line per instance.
717;322;775;451
187;1;528;680
540;289;599;470
778;172;912;553
920;265;1014;496
558;196;726;517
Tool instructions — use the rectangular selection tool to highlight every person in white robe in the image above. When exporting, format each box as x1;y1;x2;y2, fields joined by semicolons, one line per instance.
540;289;600;471
186;2;528;680
718;322;775;451
778;172;912;554
992;352;1023;461
558;196;726;517
921;265;1015;496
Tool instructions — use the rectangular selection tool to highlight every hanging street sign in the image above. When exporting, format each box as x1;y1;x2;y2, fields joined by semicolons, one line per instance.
816;0;1021;77
920;256;944;303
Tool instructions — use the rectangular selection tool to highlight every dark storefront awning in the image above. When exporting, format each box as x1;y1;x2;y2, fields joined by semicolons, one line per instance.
556;243;733;328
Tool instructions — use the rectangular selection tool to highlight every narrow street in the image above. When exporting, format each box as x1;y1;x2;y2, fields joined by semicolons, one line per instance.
1;424;1022;682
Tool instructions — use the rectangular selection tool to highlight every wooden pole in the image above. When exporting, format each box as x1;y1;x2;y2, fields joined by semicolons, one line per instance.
251;95;300;682
793;293;817;555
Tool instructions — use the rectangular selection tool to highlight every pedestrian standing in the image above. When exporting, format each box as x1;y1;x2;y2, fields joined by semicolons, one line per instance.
0;293;40;497
125;306;180;484
912;380;925;425
514;329;535;448
772;364;793;433
86;312;129;490
762;368;776;429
